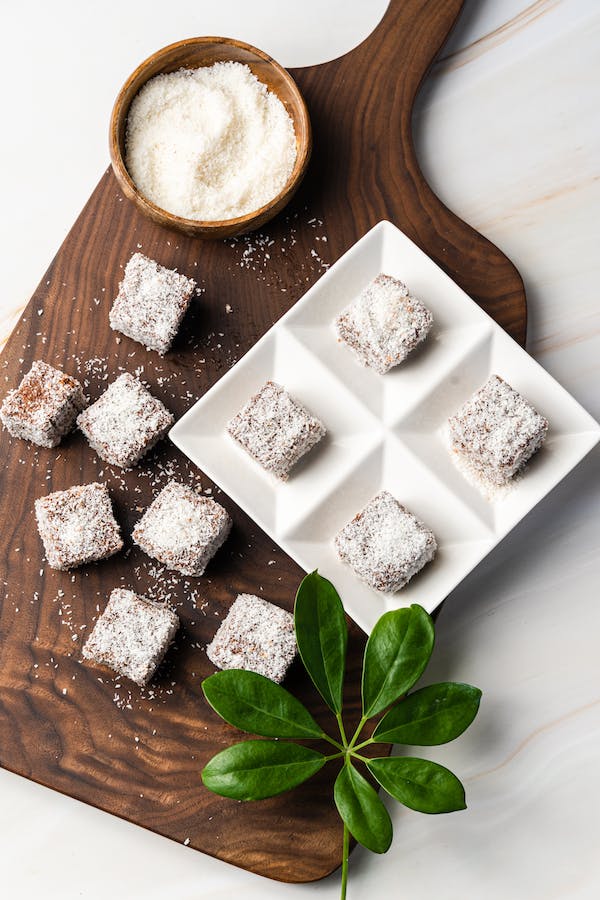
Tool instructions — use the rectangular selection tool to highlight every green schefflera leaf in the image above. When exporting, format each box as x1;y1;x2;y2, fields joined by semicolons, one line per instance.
367;757;466;814
202;740;326;801
373;682;482;746
361;605;434;719
294;571;348;715
334;762;393;854
202;670;325;740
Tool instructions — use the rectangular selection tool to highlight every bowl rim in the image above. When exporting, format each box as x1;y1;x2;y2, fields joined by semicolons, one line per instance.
109;35;312;235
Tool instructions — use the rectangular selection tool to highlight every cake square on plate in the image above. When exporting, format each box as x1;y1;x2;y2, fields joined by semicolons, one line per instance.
448;374;548;486
109;252;196;355
206;593;296;683
227;381;326;481
77;372;173;468
0;360;87;448
335;273;433;374
335;490;437;592
132;480;232;576
82;588;179;686
35;482;123;570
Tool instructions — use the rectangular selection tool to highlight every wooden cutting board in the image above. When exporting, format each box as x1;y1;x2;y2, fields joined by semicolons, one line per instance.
0;0;526;884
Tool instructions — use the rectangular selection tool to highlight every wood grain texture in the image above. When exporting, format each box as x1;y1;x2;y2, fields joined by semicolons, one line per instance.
0;0;526;885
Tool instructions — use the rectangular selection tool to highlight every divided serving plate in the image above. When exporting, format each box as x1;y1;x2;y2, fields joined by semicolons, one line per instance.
170;221;599;633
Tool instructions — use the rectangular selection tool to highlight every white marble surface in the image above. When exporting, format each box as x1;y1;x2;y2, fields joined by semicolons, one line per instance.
1;1;599;897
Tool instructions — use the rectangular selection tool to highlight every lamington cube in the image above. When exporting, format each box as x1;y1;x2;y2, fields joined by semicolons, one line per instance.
448;375;548;486
335;490;437;593
132;480;232;576
82;588;179;686
227;381;326;481
335;273;433;374
35;482;123;570
206;593;296;683
0;360;87;447
109;252;196;355
77;372;173;468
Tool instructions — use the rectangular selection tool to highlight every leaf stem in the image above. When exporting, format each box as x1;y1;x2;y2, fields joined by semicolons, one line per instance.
351;736;375;752
347;715;368;751
349;752;370;763
321;732;345;751
324;752;344;762
340;822;349;900
336;712;349;748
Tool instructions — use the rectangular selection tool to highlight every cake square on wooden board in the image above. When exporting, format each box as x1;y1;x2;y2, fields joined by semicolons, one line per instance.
448;374;549;485
206;593;297;684
132;480;232;576
335;490;437;593
335;273;433;374
0;360;87;448
227;381;326;481
109;252;196;355
34;482;123;570
82;588;179;686
77;372;173;468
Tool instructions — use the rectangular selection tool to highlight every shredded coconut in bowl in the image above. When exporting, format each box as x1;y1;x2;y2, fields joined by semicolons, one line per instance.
125;61;298;221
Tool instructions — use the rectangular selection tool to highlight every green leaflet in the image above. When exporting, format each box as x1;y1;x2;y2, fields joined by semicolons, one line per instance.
373;682;482;746
334;762;392;854
367;757;466;814
201;574;483;900
202;740;326;801
362;605;434;718
203;669;325;739
295;571;348;715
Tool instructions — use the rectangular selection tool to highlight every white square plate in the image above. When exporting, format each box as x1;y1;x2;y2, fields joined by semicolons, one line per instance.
170;221;599;633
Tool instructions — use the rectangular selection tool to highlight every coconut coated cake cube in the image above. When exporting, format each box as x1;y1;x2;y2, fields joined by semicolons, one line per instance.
0;360;87;448
34;482;123;570
227;381;326;481
335;490;437;593
206;593;296;683
448;375;548;486
82;588;179;686
109;252;196;355
132;480;232;576
77;372;173;468
335;273;433;374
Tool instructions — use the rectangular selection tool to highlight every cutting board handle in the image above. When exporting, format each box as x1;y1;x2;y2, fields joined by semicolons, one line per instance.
291;0;527;344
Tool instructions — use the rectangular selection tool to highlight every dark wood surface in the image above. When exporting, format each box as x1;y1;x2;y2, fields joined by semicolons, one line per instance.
0;0;527;885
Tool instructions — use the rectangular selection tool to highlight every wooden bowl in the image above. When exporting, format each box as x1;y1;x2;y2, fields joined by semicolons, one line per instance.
109;37;312;239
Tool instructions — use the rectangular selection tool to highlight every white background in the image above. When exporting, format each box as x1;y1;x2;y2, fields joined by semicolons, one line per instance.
1;2;599;898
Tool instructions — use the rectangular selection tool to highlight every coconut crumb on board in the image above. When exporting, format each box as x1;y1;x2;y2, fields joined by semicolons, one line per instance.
225;211;331;290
